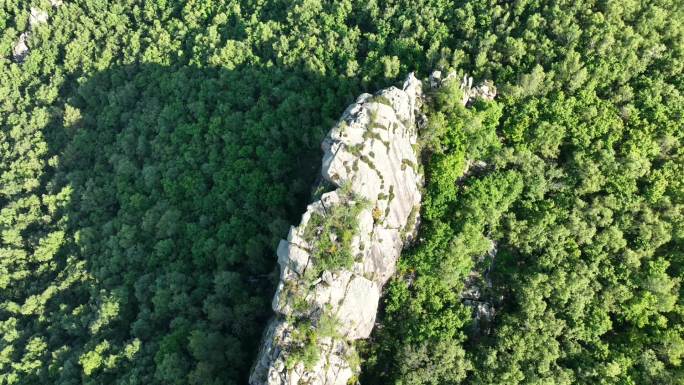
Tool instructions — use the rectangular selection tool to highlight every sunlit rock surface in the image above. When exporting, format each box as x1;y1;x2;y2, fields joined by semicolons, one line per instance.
250;71;497;385
250;74;424;385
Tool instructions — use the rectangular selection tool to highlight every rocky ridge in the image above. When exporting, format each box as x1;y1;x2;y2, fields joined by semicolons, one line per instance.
250;73;424;385
250;71;496;385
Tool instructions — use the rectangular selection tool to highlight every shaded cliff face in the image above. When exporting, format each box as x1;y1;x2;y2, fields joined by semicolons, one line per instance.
250;74;424;385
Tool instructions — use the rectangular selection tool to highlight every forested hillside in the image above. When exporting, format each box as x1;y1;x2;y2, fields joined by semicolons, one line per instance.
1;1;682;385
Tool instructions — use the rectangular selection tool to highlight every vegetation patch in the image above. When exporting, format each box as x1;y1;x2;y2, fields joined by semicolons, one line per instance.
285;321;321;370
400;158;416;172
302;186;369;280
370;95;393;106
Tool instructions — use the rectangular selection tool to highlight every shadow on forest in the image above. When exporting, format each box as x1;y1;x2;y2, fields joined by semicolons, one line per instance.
42;63;359;384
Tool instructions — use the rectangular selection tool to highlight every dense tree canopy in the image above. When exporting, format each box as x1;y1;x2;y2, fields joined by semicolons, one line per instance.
362;1;684;384
0;0;682;384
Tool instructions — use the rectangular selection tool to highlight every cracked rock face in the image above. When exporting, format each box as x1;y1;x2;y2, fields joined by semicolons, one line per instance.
250;74;424;385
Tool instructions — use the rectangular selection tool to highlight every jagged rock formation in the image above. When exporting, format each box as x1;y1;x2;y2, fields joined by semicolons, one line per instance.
12;5;59;63
429;70;496;106
250;71;497;385
250;74;425;385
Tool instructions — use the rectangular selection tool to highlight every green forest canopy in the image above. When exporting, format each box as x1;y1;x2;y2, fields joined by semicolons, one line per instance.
0;0;682;384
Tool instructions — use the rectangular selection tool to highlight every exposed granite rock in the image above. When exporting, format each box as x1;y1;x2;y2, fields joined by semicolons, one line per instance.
29;7;49;27
12;33;30;63
251;71;496;385
250;74;424;385
429;70;496;106
12;6;55;63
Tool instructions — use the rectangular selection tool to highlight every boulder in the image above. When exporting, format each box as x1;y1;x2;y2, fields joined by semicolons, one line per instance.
12;33;29;63
29;7;48;27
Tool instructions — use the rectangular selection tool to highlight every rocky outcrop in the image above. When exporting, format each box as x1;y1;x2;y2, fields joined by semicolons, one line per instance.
12;33;29;63
429;70;496;105
12;5;59;63
250;74;425;385
250;71;497;385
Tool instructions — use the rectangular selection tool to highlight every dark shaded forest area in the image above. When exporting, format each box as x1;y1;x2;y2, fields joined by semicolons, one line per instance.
1;0;682;384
